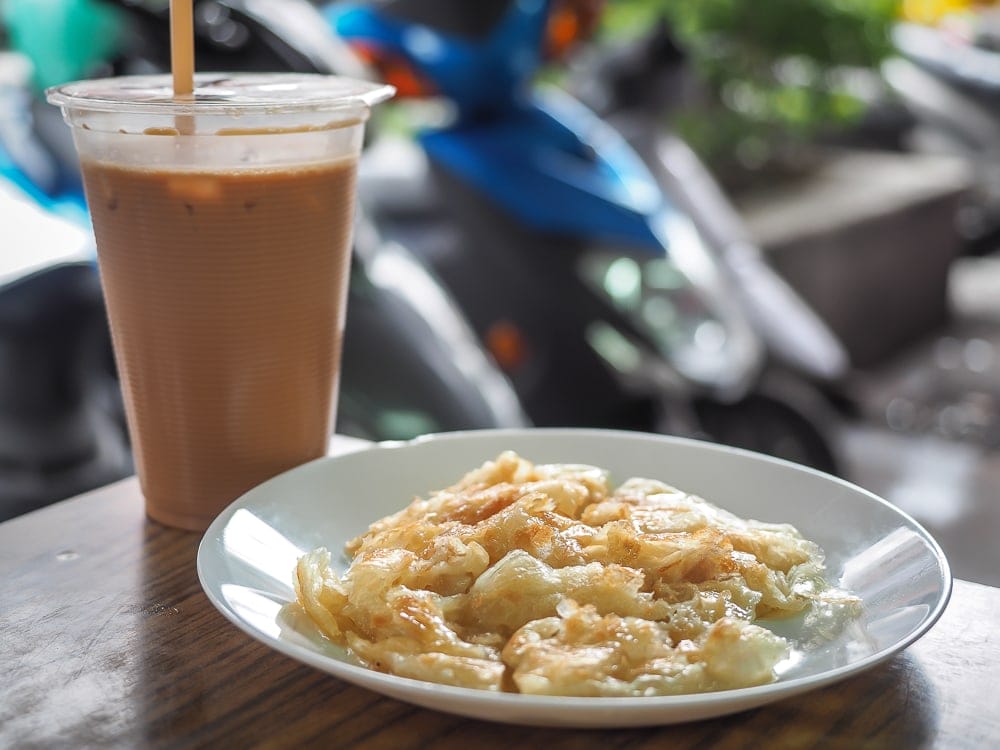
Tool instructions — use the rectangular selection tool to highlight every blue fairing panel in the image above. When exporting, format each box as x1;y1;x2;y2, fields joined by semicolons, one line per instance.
421;89;668;253
328;1;547;116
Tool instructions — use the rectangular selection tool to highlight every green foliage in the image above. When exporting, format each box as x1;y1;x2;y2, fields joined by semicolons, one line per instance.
603;0;899;168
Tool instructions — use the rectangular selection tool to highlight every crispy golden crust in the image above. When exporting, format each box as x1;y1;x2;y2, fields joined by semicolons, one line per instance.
294;451;853;695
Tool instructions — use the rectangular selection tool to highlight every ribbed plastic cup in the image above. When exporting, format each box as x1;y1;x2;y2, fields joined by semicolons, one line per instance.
47;74;393;530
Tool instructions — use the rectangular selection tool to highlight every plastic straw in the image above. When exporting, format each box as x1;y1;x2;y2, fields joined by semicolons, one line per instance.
170;0;194;97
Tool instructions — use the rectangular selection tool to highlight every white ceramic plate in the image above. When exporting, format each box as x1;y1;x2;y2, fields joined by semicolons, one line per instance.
197;429;951;728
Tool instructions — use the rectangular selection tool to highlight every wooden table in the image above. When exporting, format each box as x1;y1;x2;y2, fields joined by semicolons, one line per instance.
2;475;998;749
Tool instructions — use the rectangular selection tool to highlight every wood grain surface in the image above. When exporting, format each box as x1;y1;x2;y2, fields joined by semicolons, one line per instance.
1;477;997;749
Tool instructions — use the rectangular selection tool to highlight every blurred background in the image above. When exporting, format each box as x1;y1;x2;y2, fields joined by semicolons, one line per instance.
2;0;999;587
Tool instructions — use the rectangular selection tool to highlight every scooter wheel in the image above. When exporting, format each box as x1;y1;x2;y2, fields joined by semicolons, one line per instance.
693;387;841;476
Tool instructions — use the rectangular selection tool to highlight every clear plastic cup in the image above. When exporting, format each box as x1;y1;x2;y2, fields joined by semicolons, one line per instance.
47;74;393;530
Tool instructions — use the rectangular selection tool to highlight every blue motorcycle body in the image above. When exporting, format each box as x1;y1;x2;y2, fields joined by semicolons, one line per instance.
327;0;764;405
330;0;669;255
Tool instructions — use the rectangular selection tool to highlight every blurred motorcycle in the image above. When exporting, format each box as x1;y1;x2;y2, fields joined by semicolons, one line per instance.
884;15;1000;253
328;0;846;471
0;49;130;519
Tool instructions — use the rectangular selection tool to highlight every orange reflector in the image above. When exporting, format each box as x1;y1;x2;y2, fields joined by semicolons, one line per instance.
348;42;436;98
544;0;605;61
486;320;529;372
545;7;581;60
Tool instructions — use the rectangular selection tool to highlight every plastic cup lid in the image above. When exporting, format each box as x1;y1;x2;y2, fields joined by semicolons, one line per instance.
46;73;394;116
